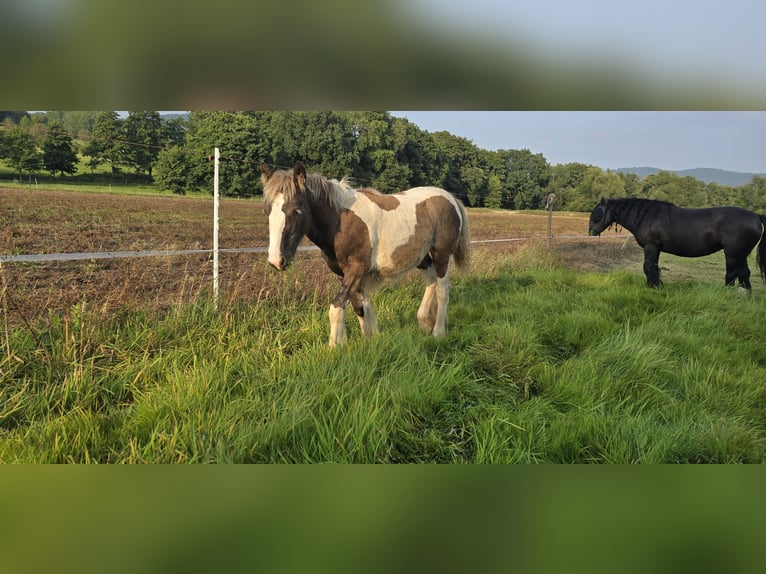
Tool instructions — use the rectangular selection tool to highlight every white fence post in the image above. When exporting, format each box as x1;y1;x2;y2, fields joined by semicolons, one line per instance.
213;147;220;311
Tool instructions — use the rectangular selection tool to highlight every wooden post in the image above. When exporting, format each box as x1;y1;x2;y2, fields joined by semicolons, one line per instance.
545;192;556;245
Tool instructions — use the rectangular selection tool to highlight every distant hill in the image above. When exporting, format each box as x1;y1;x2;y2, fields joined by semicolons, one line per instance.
160;112;189;121
615;166;766;187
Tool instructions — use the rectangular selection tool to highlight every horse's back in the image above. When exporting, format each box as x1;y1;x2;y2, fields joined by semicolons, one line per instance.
660;204;762;256
355;186;464;228
398;186;466;224
351;186;465;277
397;186;459;205
694;206;763;240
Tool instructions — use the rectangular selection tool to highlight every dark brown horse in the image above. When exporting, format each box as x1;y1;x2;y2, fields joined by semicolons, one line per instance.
588;197;766;289
261;161;470;346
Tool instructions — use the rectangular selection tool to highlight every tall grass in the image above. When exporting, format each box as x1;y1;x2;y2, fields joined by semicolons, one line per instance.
1;246;764;462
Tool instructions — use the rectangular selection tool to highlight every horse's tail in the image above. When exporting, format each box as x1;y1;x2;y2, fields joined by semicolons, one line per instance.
452;198;471;271
758;215;766;282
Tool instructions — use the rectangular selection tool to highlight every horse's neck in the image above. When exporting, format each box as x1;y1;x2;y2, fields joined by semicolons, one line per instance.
612;200;650;233
305;192;342;252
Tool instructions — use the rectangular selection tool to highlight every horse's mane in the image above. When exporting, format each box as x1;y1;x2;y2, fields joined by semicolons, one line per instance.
305;173;356;209
607;197;675;228
609;197;676;209
263;168;355;208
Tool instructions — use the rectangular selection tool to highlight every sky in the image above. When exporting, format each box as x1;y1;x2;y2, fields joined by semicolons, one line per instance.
404;0;766;93
390;112;766;174
8;1;766;110
389;2;766;173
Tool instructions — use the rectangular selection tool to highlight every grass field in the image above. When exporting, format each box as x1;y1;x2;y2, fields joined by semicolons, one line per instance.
1;187;764;462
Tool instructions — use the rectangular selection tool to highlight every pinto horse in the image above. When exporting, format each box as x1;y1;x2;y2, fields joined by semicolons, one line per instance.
261;161;470;346
588;197;766;289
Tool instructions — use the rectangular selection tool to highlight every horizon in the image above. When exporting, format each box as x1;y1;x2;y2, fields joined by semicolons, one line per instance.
390;111;766;175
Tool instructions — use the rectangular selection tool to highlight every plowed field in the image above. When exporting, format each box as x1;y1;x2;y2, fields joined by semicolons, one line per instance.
1;187;639;323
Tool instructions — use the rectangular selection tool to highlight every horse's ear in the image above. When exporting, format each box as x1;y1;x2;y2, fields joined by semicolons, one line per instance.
260;162;272;182
600;197;606;205
293;161;307;186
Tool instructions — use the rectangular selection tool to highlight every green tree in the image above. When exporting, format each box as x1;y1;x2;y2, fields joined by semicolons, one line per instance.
44;112;99;154
590;169;627;204
431;131;482;203
705;181;737;207
734;175;766;212
565;167;626;212
42;120;78;176
0;111;29;124
161;116;186;148
45;111;98;137
547;162;593;211
2;126;42;178
154;147;198;195
461;165;487;207
391;116;447;189
268;111;359;180
349;111;409;192
617;171;643;198
484;174;506;209
498;148;550;209
85;111;126;175
125;111;162;176
642;171;704;206
185;111;267;197
21;113;48;143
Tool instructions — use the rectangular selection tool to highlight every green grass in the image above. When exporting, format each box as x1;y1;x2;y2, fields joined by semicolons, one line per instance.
1;252;765;463
0;158;209;198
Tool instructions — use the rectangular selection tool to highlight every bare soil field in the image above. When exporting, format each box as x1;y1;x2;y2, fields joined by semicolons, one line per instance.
1;187;639;324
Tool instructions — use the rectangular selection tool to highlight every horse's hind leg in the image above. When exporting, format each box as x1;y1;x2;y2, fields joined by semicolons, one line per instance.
432;273;450;339
724;252;750;289
417;266;438;333
725;251;752;290
351;292;378;337
739;262;752;290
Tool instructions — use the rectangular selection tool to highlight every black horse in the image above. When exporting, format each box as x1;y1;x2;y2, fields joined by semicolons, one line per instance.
588;197;766;289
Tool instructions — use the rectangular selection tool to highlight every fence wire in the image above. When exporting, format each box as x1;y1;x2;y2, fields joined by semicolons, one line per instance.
0;235;630;264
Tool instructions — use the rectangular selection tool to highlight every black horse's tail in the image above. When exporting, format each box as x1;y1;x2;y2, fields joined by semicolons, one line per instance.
758;215;766;282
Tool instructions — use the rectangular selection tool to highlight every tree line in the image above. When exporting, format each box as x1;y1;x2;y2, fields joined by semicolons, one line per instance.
0;111;184;180
2;110;765;212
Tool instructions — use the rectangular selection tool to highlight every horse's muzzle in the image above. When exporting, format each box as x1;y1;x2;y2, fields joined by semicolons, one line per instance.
588;227;600;237
269;256;288;271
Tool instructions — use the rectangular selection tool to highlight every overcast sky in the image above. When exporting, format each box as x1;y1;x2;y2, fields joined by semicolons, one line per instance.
390;112;766;174
391;2;766;172
404;0;766;94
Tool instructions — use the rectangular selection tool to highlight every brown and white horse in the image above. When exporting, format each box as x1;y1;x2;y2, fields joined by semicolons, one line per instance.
261;161;470;346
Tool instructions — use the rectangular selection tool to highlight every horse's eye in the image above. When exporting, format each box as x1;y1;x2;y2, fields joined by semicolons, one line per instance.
294;208;302;217
592;207;603;221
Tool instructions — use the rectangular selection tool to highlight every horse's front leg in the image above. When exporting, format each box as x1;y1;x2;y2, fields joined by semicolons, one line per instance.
330;272;373;346
329;284;351;347
643;244;662;288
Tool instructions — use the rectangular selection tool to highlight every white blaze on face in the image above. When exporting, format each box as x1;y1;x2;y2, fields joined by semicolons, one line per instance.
268;194;286;269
